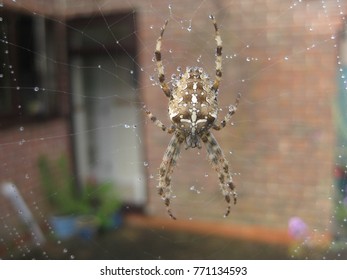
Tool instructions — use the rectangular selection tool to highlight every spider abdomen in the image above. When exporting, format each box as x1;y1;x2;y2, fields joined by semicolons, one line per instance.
168;67;218;147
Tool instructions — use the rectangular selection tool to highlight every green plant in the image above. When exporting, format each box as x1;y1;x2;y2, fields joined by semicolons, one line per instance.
38;155;84;215
38;155;121;224
84;180;121;229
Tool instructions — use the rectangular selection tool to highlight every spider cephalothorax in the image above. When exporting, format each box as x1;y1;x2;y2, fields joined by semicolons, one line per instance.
144;15;241;219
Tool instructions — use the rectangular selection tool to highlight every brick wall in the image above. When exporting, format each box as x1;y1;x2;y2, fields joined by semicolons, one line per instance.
138;0;343;236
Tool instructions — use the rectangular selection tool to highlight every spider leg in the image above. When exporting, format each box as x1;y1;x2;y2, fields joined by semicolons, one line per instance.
158;132;184;219
210;15;223;93
155;19;171;98
213;92;241;131
143;105;175;134
201;131;237;217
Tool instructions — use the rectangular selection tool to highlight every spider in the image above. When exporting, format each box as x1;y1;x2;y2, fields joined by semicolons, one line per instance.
144;15;241;220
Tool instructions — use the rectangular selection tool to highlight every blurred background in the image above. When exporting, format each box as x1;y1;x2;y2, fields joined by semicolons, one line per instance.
0;0;347;259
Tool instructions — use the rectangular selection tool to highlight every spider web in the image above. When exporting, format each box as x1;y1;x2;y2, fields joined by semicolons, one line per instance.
0;0;346;260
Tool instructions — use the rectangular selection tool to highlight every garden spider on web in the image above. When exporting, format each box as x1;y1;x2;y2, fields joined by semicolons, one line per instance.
144;15;241;220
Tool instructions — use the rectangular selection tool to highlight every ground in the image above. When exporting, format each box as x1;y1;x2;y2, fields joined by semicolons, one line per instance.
11;225;289;260
5;217;347;260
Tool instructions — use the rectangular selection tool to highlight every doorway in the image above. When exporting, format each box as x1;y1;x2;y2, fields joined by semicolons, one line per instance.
68;13;146;206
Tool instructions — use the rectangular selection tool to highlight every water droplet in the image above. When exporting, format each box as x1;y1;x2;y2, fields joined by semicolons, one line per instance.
124;124;130;128
187;25;192;32
284;56;289;61
63;248;68;253
176;66;182;72
130;70;134;74
34;87;39;92
25;174;30;179
143;161;149;167
19;126;24;131
70;255;75;259
189;186;201;194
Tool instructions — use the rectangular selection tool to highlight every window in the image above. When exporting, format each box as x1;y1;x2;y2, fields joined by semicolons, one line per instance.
0;10;58;127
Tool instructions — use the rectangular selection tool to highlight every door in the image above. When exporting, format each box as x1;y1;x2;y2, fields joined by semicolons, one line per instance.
69;14;146;206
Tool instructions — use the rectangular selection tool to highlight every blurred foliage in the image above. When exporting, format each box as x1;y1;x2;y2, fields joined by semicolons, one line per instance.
38;155;121;228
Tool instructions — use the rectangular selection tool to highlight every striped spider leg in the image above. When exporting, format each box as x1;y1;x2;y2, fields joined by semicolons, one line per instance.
201;131;237;217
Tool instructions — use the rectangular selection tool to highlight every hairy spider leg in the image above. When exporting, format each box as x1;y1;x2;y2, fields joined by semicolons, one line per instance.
213;92;241;131
202;132;237;217
155;19;171;98
143;105;176;134
158;133;184;219
210;15;223;93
